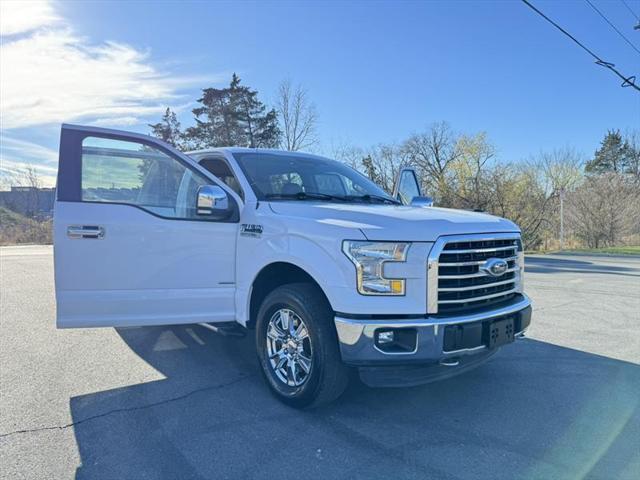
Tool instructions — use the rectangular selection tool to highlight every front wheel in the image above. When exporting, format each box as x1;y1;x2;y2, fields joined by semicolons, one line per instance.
255;283;349;408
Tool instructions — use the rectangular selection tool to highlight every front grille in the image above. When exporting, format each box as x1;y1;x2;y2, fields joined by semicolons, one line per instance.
433;237;521;314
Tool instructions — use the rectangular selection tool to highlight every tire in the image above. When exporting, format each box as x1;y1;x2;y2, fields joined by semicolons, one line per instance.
255;283;349;408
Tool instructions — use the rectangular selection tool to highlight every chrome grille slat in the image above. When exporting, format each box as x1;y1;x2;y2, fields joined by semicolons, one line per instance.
428;234;522;314
438;267;517;279
438;278;516;292
438;288;518;304
441;245;517;254
438;255;518;267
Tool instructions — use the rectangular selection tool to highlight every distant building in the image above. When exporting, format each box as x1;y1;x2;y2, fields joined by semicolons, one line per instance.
0;186;55;218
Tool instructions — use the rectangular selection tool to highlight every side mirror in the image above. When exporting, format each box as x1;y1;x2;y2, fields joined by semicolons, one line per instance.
410;196;434;207
196;185;229;216
393;168;422;205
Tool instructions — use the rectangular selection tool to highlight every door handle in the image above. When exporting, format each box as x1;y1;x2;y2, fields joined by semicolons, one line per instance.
67;225;105;239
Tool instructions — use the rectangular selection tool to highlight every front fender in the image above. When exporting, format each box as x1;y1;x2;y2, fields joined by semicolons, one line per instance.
236;234;431;324
235;231;364;325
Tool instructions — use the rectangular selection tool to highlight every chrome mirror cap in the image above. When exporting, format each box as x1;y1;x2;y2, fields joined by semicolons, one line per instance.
410;196;434;207
197;185;229;215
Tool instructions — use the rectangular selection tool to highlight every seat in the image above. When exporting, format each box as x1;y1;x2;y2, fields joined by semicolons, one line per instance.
281;182;303;195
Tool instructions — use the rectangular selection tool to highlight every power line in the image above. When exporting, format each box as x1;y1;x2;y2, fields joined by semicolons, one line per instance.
620;0;639;21
520;0;640;92
585;0;640;55
620;0;640;30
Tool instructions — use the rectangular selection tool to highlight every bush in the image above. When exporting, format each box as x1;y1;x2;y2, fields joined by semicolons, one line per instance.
0;207;52;245
566;174;640;248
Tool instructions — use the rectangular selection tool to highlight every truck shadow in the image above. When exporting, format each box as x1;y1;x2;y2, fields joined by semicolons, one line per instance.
69;325;639;480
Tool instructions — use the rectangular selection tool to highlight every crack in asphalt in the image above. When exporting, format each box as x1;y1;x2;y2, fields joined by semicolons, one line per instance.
0;374;252;440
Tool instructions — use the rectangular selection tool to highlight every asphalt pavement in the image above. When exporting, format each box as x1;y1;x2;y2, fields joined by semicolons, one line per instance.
1;246;639;480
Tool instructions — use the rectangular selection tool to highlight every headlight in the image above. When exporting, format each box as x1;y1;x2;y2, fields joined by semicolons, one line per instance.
342;241;410;295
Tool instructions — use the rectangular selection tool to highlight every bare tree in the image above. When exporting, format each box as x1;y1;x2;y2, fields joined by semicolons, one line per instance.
325;141;365;170
488;163;552;249
23;165;42;218
448;132;496;211
1;164;43;218
326;141;409;194
526;148;584;248
535;147;584;194
624;129;640;181
567;173;640;248
276;79;318;151
402;122;461;201
361;143;410;193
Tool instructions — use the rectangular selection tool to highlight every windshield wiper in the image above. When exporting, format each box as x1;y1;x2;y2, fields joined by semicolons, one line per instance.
345;194;401;205
265;192;348;202
265;192;400;205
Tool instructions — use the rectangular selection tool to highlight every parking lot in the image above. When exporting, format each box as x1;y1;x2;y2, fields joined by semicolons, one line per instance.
1;246;639;479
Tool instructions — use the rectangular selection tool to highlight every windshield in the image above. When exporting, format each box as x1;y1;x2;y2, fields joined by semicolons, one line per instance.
233;152;398;204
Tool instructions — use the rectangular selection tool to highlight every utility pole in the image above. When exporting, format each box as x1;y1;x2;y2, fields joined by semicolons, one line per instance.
559;188;565;250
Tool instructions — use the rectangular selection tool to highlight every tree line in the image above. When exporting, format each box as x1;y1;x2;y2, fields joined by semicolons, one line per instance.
150;75;638;251
328;125;639;250
2;75;635;249
149;74;316;152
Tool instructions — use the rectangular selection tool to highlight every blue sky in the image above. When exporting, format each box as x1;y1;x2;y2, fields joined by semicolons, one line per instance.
1;0;639;185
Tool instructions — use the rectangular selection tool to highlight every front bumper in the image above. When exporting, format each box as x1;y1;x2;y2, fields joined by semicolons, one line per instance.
334;294;531;384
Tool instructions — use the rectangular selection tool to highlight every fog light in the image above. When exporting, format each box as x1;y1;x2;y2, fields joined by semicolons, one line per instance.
374;328;418;353
377;330;395;344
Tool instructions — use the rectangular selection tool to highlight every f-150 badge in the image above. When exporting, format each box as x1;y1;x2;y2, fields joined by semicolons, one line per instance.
241;224;263;238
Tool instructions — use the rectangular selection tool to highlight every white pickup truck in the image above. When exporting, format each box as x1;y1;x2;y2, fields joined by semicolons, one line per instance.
54;124;532;407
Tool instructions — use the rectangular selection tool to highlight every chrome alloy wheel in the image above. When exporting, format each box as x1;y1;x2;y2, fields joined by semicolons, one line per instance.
266;308;312;387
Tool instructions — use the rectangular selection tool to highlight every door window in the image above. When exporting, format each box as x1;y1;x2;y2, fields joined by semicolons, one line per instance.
81;137;210;219
199;157;244;200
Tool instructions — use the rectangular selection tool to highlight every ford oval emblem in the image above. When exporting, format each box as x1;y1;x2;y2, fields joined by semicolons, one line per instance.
480;258;508;277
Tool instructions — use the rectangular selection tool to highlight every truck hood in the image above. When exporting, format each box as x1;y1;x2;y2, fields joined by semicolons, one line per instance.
268;202;519;242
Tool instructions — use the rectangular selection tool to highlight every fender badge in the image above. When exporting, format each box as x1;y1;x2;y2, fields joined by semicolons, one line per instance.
241;224;263;238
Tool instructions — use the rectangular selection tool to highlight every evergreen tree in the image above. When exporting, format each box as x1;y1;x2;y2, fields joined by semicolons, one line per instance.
361;155;383;186
253;108;281;148
148;108;183;148
184;74;280;148
585;130;633;175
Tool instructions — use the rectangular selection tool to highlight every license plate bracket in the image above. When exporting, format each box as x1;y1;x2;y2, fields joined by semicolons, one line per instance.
487;317;515;349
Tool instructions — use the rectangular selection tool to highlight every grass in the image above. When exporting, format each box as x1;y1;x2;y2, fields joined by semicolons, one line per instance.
528;246;640;256
561;246;640;255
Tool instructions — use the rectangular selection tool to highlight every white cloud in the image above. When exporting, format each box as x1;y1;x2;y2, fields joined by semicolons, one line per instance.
0;0;61;36
1;135;58;163
0;1;209;130
89;116;148;127
0;0;216;185
0;135;59;186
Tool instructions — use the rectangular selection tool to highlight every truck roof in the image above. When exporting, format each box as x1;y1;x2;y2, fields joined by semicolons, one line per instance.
186;147;329;161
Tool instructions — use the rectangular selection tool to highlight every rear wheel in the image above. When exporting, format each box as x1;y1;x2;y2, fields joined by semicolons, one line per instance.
255;283;349;408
